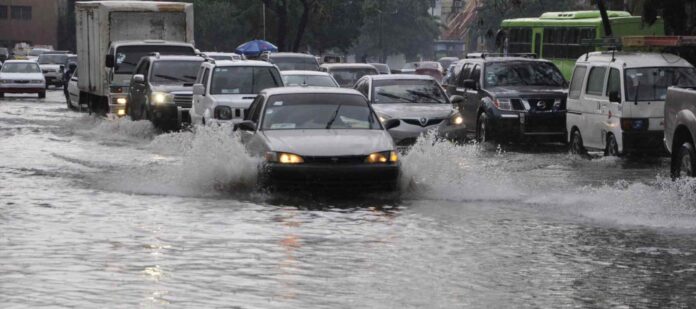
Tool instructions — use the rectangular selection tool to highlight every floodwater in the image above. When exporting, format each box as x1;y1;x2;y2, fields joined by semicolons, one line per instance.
2;91;696;308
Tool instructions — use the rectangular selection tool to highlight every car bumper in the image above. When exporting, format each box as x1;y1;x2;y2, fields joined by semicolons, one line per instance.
0;84;45;93
151;104;192;124
261;163;400;192
622;131;665;154
43;73;62;84
491;111;566;141
388;123;444;146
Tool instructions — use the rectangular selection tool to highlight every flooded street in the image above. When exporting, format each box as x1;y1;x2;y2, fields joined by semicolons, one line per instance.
2;91;696;308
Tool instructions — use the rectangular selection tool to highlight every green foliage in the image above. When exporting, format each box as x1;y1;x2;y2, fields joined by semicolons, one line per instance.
191;0;262;52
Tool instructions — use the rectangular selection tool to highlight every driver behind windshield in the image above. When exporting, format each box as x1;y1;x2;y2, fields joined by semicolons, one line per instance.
149;60;202;85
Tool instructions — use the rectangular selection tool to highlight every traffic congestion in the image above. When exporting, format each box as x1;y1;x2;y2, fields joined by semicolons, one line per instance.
2;1;696;307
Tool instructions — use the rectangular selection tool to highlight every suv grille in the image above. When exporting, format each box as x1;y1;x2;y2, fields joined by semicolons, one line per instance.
173;94;193;108
402;118;444;127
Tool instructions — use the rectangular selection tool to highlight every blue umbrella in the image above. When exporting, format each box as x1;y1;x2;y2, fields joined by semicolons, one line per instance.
235;40;278;56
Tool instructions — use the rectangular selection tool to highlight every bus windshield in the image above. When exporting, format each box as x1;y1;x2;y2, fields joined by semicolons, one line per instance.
485;61;565;87
625;67;696;101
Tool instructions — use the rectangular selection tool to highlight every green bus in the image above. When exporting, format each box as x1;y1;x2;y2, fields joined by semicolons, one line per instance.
500;11;664;78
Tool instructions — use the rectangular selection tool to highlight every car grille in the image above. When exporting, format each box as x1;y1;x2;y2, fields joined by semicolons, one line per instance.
14;80;30;84
524;115;566;133
302;155;367;164
401;118;444;127
173;94;193;108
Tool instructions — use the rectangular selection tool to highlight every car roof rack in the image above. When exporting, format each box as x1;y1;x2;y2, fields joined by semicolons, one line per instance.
465;52;537;59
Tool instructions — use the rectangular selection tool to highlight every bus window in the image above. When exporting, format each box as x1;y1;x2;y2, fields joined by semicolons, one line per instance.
508;28;532;53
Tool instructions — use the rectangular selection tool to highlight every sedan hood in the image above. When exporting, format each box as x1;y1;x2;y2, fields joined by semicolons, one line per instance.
372;103;456;119
262;129;394;156
487;85;567;98
0;72;44;80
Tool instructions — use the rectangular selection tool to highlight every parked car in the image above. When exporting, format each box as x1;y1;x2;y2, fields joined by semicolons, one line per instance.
37;52;69;88
0;60;46;98
320;63;379;88
415;61;444;83
191;60;283;126
567;52;696;156
202;52;242;61
236;87;401;192
67;69;81;110
665;86;696;178
447;54;568;143
354;74;456;146
262;52;320;71
369;63;391;75
127;55;205;130
0;47;9;62
281;70;339;87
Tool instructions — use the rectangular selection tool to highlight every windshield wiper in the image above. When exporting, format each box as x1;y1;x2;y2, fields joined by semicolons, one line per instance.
407;89;443;103
379;91;415;103
325;104;342;129
154;74;185;82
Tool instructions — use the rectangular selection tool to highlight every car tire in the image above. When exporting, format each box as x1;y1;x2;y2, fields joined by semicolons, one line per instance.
476;113;491;143
569;129;587;156
671;142;696;179
604;134;620;156
38;91;46;99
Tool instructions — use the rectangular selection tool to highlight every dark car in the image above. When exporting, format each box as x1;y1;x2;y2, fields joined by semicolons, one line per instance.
127;55;204;131
443;54;568;143
236;87;401;192
263;52;320;71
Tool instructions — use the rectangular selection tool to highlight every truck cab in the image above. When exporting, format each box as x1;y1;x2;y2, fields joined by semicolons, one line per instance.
567;52;696;156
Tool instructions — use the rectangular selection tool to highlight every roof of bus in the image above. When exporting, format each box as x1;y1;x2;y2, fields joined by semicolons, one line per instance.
501;11;659;27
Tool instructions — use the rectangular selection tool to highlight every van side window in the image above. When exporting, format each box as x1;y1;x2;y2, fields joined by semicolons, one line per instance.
568;66;587;99
585;66;607;96
606;68;621;99
457;63;472;87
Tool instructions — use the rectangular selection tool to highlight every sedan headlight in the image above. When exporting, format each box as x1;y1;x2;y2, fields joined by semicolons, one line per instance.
494;98;514;111
214;106;233;120
151;92;173;105
265;152;304;164
365;151;399;164
0;79;11;84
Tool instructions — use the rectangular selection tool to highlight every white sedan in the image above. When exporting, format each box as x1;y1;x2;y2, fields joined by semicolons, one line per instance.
0;60;46;98
281;70;339;87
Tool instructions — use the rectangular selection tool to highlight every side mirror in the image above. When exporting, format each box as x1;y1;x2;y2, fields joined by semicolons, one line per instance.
609;90;621;103
132;74;145;84
463;79;477;89
192;84;205;96
235;120;256;131
383;118;400;130
450;95;465;104
105;54;115;68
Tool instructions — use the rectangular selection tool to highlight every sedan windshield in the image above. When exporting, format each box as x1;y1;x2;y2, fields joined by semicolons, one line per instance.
114;45;196;74
211;66;282;94
150;60;202;84
38;54;67;64
282;74;337;87
330;68;378;87
262;93;380;130
1;62;40;73
625;67;696;101
270;56;320;71
372;79;448;104
484;61;565;87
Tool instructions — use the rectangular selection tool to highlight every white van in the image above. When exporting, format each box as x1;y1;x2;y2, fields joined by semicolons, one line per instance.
566;52;696;156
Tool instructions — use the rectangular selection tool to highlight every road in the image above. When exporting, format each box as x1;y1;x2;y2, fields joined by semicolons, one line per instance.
1;90;696;308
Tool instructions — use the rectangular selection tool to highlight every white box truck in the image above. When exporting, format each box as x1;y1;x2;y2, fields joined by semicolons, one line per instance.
75;1;196;115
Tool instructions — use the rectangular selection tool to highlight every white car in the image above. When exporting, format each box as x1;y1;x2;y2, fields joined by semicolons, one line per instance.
67;70;81;110
38;52;69;88
0;60;46;98
191;60;284;125
567;52;696;156
202;52;243;61
281;70;339;87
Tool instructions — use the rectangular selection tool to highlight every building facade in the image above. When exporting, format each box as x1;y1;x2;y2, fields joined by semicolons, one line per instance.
0;0;71;50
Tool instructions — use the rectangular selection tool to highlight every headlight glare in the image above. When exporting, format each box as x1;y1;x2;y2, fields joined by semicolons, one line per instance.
116;98;127;105
151;92;172;105
366;151;398;164
451;113;464;125
266;152;304;164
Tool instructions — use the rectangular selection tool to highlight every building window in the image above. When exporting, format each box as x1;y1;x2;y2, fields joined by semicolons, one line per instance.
0;6;8;19
10;6;31;20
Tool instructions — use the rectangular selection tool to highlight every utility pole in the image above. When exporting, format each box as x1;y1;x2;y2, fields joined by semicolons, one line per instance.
262;3;266;40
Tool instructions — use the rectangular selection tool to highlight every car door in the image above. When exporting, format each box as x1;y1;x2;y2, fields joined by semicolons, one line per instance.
605;67;622;142
566;65;588;142
453;63;473;126
463;64;482;132
583;65;609;149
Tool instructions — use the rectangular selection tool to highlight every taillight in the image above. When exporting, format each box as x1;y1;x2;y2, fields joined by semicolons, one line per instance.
620;118;649;131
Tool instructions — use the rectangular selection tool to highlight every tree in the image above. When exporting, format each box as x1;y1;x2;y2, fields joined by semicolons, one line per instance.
305;0;365;54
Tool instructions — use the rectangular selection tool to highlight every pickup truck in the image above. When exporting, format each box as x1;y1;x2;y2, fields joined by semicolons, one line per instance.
664;86;696;178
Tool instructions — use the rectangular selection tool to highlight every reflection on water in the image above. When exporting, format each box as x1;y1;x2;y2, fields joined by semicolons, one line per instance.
1;92;696;307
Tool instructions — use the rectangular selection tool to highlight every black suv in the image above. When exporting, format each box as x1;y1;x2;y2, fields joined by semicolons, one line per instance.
446;54;568;143
127;54;204;131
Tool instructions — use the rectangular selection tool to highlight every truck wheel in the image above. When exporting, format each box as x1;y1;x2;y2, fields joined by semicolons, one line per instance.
569;129;587;156
476;113;491;143
604;134;620;156
671;142;696;178
38;91;46;99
